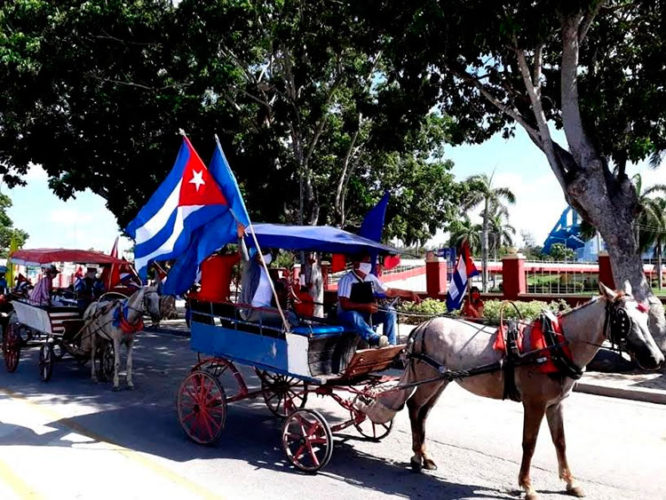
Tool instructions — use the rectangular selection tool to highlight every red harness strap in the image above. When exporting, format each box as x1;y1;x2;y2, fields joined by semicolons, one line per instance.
493;314;574;375
118;306;144;335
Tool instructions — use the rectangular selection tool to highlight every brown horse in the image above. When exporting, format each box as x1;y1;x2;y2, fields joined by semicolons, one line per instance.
364;283;664;499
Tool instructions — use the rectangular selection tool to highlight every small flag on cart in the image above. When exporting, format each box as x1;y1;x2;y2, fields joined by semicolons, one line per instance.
446;240;479;311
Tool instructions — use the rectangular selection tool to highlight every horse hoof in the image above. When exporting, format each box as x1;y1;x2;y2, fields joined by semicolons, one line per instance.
112;386;121;392
422;458;438;471
126;385;135;391
410;457;422;473
525;493;539;500
566;485;585;497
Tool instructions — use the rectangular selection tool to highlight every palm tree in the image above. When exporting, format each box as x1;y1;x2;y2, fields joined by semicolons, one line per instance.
448;216;481;254
461;174;516;291
640;197;666;291
488;206;516;261
633;173;666;246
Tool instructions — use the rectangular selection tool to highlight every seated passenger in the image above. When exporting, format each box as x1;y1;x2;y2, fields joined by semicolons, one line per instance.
14;274;31;296
337;253;420;347
239;249;296;327
29;265;59;306
462;286;484;319
0;271;7;295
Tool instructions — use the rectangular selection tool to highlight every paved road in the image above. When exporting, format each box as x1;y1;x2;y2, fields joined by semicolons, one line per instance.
0;330;664;500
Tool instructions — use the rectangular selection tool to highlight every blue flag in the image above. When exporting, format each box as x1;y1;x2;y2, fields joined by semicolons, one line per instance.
359;191;390;274
126;137;230;280
163;139;250;295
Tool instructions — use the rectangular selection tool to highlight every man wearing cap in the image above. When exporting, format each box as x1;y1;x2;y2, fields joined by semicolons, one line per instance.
29;265;59;306
337;254;420;347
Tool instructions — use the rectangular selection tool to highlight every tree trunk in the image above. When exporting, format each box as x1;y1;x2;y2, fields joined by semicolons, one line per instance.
301;253;324;318
558;155;666;354
481;199;489;292
657;241;663;291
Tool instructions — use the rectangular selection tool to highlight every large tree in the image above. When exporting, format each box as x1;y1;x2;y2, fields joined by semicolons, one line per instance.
0;0;460;246
358;0;666;348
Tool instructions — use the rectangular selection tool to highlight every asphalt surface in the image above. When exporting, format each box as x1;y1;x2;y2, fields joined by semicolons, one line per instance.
0;326;665;500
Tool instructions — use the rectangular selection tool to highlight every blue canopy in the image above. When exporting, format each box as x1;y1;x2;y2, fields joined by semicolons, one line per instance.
245;223;400;255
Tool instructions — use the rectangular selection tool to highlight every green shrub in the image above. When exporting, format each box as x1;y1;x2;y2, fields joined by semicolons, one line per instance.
397;298;571;326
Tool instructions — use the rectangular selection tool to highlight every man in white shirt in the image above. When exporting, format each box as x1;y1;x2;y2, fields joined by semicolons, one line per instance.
239;249;294;326
337;254;419;346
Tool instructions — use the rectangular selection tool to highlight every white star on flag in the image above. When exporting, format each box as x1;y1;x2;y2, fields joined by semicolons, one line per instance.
189;170;206;192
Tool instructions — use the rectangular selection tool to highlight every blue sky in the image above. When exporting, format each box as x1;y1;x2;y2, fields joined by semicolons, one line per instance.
4;128;664;253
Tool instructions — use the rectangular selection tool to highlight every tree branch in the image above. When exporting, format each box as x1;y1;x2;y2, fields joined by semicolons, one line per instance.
448;66;541;145
579;1;604;43
561;12;598;167
513;45;562;172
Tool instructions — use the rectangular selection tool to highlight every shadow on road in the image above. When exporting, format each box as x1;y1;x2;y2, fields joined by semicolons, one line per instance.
0;329;520;498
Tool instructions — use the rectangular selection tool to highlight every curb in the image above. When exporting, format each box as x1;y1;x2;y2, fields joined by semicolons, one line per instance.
574;381;666;405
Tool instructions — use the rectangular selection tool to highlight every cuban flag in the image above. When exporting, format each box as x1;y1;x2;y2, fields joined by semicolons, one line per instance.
126;137;229;280
161;138;251;295
446;240;479;311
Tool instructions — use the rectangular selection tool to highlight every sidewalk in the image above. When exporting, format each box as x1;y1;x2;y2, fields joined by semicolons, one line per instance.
148;319;666;405
574;370;666;404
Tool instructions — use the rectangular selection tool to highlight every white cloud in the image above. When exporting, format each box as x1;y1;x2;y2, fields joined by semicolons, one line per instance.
48;208;95;225
24;164;48;182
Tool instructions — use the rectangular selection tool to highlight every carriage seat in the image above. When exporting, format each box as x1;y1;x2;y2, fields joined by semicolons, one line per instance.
291;324;346;338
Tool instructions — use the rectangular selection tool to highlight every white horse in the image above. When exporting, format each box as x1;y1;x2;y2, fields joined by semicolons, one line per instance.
364;283;664;500
83;286;160;390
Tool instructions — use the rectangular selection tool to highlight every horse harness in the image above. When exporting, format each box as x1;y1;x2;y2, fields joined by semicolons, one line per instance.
403;299;639;398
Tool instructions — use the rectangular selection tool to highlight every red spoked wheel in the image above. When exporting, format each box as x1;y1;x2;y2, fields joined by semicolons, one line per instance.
256;369;307;418
282;409;333;473
351;395;393;441
177;370;227;445
2;322;21;373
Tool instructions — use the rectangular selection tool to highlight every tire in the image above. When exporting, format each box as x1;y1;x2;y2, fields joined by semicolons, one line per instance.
177;370;227;445
282;409;333;473
2;322;21;373
39;343;55;382
351;394;393;441
97;342;114;382
256;369;308;418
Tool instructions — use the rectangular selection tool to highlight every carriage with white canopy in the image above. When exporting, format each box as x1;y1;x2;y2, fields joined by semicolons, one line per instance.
1;248;128;381
177;223;406;472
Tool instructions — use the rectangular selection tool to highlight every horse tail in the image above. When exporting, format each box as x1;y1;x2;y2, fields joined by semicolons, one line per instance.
363;319;443;424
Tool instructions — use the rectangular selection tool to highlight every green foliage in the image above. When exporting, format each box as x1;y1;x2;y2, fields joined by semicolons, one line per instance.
481;299;571;324
548;243;576;261
398;298;572;326
0;0;461;245
0;193;28;256
398;298;451;325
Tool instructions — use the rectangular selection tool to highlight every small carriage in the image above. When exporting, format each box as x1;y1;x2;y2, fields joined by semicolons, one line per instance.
176;224;405;472
1;248;126;381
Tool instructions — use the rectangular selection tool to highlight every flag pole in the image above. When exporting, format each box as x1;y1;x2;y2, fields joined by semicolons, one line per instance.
214;134;289;332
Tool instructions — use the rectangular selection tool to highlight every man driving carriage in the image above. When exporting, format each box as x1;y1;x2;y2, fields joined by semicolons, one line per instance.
337;253;420;347
74;267;105;310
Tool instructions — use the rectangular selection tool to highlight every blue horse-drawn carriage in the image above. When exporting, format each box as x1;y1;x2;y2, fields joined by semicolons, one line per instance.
177;224;404;472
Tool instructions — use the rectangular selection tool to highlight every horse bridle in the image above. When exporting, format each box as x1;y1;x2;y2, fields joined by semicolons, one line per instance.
603;298;633;351
124;289;159;315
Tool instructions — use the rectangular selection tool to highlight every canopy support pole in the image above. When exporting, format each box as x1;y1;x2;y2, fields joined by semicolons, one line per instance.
248;225;290;332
